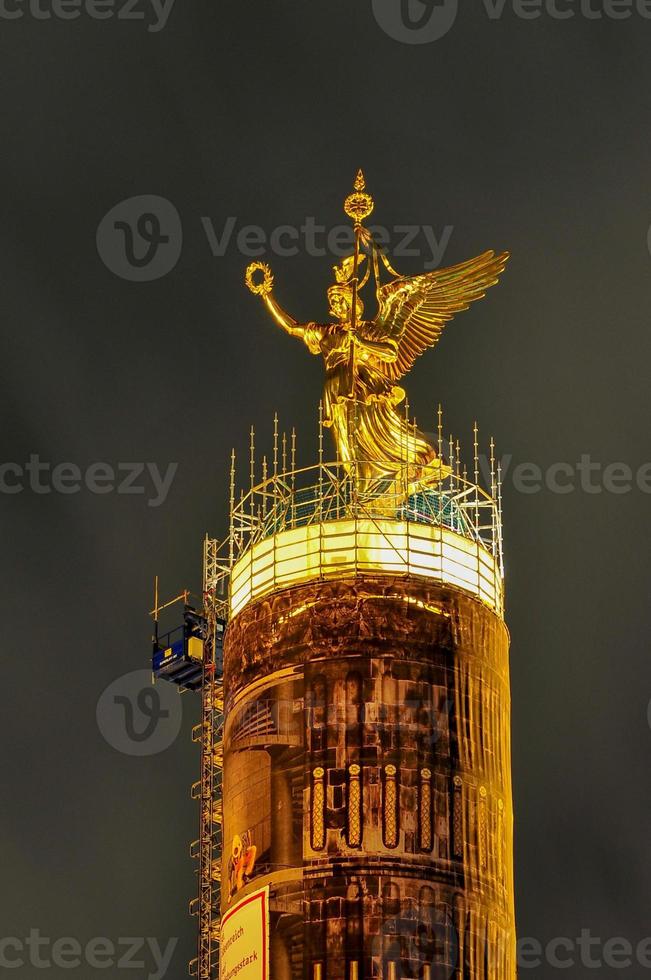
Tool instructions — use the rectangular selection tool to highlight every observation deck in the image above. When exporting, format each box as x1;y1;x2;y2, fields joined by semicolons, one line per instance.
208;452;504;622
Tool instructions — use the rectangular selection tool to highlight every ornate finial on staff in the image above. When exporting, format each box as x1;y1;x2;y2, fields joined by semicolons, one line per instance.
344;169;374;225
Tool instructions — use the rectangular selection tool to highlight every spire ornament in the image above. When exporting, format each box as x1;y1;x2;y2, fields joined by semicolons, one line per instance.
344;169;374;224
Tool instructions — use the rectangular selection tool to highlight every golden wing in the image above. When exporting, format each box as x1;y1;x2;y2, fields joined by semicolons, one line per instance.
373;250;510;382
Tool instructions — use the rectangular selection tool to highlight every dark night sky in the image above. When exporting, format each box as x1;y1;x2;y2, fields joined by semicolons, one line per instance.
1;2;650;977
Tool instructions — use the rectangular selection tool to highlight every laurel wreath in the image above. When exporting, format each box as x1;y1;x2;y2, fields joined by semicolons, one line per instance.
245;261;274;296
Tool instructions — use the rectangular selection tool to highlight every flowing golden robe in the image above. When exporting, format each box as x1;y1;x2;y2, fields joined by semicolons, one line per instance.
301;321;440;482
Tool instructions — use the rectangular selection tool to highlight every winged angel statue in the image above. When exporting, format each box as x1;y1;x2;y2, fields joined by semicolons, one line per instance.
246;172;509;484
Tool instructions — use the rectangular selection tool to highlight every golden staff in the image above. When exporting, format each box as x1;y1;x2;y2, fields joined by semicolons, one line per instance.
343;170;374;398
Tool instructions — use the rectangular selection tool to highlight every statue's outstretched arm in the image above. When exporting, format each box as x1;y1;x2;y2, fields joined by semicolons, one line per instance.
245;262;307;340
262;291;306;339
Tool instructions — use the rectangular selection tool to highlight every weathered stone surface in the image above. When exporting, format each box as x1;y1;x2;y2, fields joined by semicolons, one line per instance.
222;575;515;978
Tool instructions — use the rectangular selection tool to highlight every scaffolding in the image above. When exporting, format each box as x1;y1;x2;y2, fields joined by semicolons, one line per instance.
188;539;226;980
204;416;504;624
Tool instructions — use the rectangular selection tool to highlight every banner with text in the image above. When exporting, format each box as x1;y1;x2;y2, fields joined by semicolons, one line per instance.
220;885;269;980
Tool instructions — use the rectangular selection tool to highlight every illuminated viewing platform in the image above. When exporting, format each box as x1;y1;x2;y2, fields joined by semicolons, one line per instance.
207;418;505;623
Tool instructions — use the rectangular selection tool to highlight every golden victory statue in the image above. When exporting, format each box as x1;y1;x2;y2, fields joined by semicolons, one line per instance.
246;170;509;483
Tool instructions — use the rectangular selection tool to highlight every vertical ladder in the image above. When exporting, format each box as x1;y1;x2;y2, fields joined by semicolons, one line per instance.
189;541;225;980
